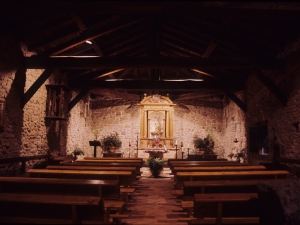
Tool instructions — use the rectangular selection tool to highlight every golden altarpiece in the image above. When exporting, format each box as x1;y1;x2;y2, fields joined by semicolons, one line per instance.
137;94;176;158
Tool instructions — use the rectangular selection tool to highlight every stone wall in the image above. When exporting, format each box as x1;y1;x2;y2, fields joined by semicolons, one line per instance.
246;38;300;166
0;38;74;174
66;93;93;157
87;97;231;159
90;103;140;158
222;92;247;162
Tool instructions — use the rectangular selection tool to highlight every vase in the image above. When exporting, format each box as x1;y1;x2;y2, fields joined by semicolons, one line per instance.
151;169;162;178
109;147;116;153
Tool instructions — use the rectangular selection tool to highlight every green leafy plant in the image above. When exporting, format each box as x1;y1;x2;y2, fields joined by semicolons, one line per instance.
146;157;164;177
100;132;122;149
192;135;207;148
228;148;246;162
71;145;84;159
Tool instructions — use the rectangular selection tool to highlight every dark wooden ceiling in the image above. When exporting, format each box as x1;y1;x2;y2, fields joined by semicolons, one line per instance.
1;1;300;108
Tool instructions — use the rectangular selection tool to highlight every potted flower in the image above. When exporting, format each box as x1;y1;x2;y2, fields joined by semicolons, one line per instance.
192;135;207;154
100;132;122;153
146;157;164;178
71;146;84;160
228;148;246;163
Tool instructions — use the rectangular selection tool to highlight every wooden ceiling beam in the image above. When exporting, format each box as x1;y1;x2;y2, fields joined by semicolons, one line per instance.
40;17;145;56
69;80;240;91
25;56;284;70
252;69;288;106
22;68;54;108
89;89;140;101
161;40;202;57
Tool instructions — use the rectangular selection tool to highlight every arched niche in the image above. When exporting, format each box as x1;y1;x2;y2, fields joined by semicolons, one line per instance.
137;94;176;148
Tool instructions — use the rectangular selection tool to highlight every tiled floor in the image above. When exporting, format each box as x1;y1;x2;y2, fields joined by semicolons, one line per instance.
120;167;187;225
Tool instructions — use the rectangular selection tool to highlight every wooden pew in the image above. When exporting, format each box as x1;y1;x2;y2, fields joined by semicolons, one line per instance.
182;179;291;198
0;193;103;224
169;161;250;173
83;157;144;166
46;165;138;179
63;162;143;175
0;176;120;199
27;169;134;187
167;159;229;167
172;165;267;185
81;158;144;166
175;170;290;188
0;176;128;223
193;193;259;225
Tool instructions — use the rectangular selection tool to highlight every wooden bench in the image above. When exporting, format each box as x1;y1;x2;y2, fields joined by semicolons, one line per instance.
0;193;103;224
83;157;144;166
120;187;135;202
63;162;143;175
0;176;121;199
173;165;266;181
169;162;250;173
192;193;259;225
80;158;143;166
182;179;292;197
175;170;290;188
167;159;230;166
46;165;138;179
169;162;250;174
27;169;134;187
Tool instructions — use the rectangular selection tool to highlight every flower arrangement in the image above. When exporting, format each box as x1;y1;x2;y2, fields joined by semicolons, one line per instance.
100;132;122;150
228;148;246;162
146;157;164;178
192;135;207;149
71;145;84;160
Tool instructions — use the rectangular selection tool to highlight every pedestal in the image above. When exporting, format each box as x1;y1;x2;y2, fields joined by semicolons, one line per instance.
103;153;122;157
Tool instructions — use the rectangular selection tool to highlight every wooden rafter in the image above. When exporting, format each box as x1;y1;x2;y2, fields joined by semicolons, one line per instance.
68;88;89;112
252;69;288;106
22;68;54;107
40;18;145;56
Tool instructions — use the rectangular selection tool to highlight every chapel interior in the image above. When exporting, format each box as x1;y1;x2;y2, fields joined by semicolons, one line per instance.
0;1;300;224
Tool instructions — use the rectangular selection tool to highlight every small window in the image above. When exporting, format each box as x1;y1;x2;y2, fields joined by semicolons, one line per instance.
249;123;268;154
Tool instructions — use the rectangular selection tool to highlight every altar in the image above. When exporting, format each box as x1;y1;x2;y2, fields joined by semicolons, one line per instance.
141;148;175;159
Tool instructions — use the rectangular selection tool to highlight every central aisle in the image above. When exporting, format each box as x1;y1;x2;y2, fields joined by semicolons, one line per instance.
120;167;187;225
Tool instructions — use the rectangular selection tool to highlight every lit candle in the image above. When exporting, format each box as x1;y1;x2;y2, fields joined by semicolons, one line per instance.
175;140;177;145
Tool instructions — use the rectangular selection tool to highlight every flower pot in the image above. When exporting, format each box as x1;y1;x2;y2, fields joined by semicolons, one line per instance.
109;147;116;153
151;169;162;178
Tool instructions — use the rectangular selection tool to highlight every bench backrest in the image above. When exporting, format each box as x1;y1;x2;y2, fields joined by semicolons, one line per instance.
173;165;266;172
27;169;134;186
0;176;120;199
